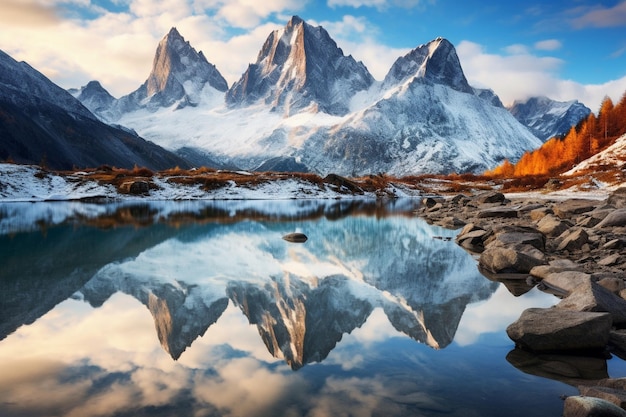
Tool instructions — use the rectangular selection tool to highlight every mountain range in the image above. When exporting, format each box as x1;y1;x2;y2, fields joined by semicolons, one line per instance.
1;16;592;175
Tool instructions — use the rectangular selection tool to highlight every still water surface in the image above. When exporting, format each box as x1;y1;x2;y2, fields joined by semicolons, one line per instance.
1;200;624;417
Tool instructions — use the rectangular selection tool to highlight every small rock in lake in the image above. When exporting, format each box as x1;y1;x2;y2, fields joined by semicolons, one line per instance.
283;232;308;243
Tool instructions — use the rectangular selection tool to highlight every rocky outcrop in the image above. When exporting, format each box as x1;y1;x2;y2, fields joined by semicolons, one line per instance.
416;187;626;416
506;308;612;352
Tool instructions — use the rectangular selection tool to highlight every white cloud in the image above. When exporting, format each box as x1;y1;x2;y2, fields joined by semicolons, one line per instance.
327;0;423;11
194;0;306;28
457;40;625;112
534;39;562;51
504;44;530;55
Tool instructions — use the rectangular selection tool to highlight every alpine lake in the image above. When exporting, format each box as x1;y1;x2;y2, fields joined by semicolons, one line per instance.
2;199;625;417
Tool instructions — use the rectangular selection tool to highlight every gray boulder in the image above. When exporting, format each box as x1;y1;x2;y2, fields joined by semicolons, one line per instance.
557;228;589;252
529;206;553;221
537;214;572;237
477;207;518;218
553;199;598;218
596;209;626;228
456;225;488;253
119;180;150;195
563;396;626;417
578;386;626;409
480;244;546;274
530;259;582;280
489;230;546;251
608;187;626;209
542;271;592;294
557;280;626;324
475;191;505;204
506;307;612;352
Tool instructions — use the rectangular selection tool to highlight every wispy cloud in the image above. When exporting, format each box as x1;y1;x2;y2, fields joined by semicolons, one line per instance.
534;39;561;51
570;0;626;29
327;0;426;11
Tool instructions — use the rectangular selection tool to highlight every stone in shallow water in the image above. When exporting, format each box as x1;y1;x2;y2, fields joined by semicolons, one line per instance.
282;232;308;243
563;395;626;417
506;307;612;352
556;280;626;325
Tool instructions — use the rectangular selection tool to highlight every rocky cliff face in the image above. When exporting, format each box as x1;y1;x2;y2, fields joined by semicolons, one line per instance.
382;37;473;94
226;16;374;116
509;96;591;141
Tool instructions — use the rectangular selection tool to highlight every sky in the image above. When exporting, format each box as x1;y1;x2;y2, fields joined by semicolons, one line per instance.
1;0;626;112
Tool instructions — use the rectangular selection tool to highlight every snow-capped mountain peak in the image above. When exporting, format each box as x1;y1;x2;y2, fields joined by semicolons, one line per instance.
383;37;472;94
144;26;228;104
509;96;591;141
226;15;374;116
68;80;116;116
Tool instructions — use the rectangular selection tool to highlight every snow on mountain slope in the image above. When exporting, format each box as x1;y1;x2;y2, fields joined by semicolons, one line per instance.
75;17;543;176
300;82;542;176
295;37;541;175
509;96;591;142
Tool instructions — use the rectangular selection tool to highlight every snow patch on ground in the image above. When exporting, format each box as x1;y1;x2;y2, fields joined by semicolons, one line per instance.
565;133;626;176
0;163;419;202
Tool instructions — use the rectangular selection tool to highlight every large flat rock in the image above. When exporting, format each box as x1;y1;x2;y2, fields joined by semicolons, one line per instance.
506;308;612;352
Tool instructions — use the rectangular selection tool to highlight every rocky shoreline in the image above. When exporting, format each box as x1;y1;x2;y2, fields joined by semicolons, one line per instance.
417;188;626;417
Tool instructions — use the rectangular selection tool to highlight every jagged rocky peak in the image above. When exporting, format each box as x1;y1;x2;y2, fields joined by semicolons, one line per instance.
383;37;472;93
69;80;116;115
509;96;592;141
226;15;374;116
144;27;228;106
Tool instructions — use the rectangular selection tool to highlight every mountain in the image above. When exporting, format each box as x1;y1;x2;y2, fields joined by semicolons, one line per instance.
226;15;374;116
382;37;472;94
75;17;542;176
102;27;229;121
0;49;189;170
68;80;116;117
509;96;591;142
296;38;542;175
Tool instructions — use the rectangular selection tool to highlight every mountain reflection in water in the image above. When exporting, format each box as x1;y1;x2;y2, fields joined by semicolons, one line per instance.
0;200;573;417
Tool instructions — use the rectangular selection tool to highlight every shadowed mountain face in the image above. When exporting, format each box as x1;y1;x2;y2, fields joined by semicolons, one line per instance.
1;200;497;367
0;50;189;170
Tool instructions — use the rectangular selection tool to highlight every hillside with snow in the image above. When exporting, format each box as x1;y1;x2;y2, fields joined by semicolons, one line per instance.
565;133;626;176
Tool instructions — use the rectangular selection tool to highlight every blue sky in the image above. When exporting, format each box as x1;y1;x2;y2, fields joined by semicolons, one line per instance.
1;0;625;111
